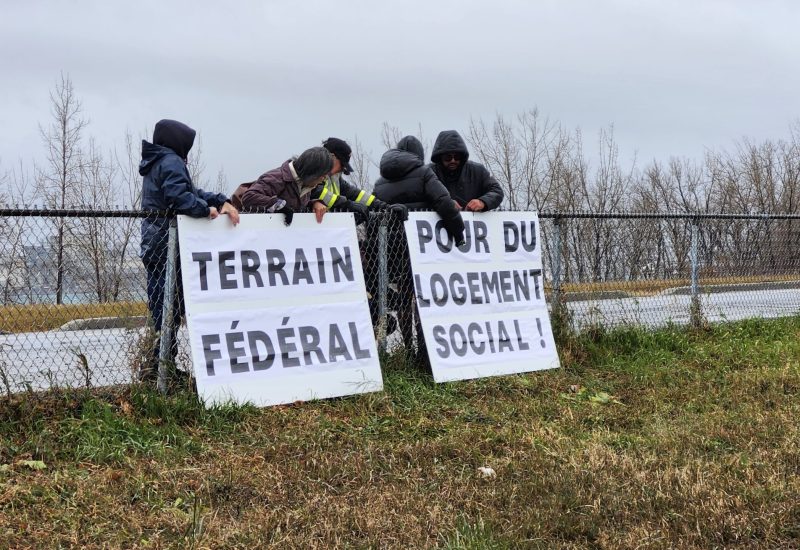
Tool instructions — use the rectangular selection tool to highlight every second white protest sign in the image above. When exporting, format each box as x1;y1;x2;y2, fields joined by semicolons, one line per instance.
405;211;560;382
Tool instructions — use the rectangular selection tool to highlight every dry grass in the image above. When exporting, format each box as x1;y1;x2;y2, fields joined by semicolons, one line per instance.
0;317;799;548
554;273;800;297
0;302;147;333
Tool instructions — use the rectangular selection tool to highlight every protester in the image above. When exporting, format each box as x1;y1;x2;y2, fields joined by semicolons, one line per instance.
231;147;333;225
429;130;504;211
373;135;464;243
370;135;466;360
311;137;408;224
139;118;239;382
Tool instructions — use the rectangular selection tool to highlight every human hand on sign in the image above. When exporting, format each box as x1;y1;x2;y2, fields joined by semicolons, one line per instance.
465;199;486;212
220;202;240;226
312;201;327;223
208;207;219;219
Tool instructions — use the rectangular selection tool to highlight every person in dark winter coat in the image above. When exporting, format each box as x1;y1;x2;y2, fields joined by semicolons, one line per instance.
373;135;465;243
310;137;408;225
369;136;467;360
231;146;333;225
139;118;239;381
429;130;504;211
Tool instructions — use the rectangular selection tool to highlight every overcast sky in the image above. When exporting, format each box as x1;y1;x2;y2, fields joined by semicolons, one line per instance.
1;0;799;193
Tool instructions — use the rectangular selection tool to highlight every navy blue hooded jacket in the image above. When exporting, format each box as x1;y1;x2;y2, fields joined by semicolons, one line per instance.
139;119;228;264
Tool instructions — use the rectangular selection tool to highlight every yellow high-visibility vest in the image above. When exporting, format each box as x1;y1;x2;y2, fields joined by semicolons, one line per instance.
317;174;376;208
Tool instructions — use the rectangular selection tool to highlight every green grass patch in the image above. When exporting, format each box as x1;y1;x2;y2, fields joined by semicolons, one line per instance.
0;316;799;547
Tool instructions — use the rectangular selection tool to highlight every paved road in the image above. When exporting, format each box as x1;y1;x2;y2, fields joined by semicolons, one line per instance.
1;288;799;393
568;288;800;328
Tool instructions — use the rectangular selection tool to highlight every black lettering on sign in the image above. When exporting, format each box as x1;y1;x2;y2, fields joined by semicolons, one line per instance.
434;220;454;253
449;323;468;357
266;249;288;286
329;324;353;362
497;320;513;353
349;322;371;360
513;319;530;351
432;325;449;358
298;325;325;366
467;322;485;354
449;273;467;305
293;249;313;285
467;272;483;304
430;273;449;307
504;220;537;253
248;330;275;370
276;316;300;368
219;251;237;290
226;320;248;373
417;219;433;254
472;220;489;253
240;250;263;289
192;252;213;291
414;274;431;308
330;247;354;283
202;333;222;376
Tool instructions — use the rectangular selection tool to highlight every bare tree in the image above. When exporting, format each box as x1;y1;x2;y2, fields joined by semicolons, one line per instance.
380;122;403;151
35;74;87;304
346;135;375;191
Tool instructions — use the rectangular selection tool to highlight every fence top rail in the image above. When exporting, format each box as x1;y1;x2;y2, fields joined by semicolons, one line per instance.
537;211;800;221
1;208;800;221
0;208;168;218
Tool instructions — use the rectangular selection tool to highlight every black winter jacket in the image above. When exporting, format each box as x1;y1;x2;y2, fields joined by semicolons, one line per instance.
429;130;504;210
139;119;228;265
373;148;464;242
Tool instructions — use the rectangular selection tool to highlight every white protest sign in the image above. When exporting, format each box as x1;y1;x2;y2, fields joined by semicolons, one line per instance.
405;212;560;383
178;213;382;407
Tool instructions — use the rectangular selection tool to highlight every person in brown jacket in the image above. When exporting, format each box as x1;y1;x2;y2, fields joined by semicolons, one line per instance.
231;146;333;225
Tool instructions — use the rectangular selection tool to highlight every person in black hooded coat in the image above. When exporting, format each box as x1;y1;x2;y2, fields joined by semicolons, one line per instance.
429;130;504;211
368;136;465;361
373;135;465;243
139;119;239;381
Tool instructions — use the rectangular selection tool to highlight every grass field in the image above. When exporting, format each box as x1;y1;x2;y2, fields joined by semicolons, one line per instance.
0;301;148;333
0;317;799;548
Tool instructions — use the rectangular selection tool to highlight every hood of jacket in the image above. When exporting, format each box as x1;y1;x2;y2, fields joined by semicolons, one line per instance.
379;149;424;180
139;119;196;176
139;141;178;176
153;119;195;159
430;130;469;163
397;135;424;161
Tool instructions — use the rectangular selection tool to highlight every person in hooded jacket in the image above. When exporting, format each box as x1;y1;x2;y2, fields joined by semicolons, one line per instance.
369;136;466;361
139;118;240;381
373;135;465;243
429;130;504;211
231;146;333;224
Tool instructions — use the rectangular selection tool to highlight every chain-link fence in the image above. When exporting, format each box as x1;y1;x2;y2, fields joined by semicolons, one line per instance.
2;209;800;396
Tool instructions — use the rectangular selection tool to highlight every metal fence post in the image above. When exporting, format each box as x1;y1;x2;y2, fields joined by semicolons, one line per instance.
689;217;703;328
157;217;178;394
377;216;388;352
552;217;563;306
